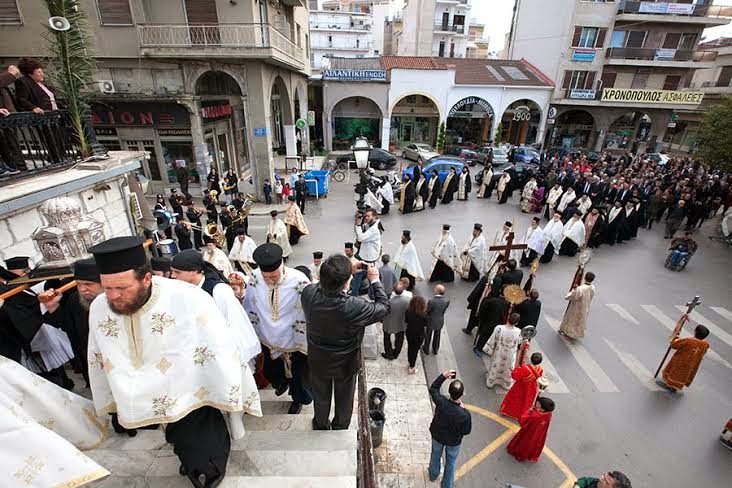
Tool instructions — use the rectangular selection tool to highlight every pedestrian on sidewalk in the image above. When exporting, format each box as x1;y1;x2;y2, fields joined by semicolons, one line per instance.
294;173;308;214
506;396;555;463
274;178;283;204
263;178;272;204
656;324;710;393
405;295;428;374
379;254;397;295
423;284;450;355
427;370;472;488
382;283;409;360
574;470;632;488
302;256;389;430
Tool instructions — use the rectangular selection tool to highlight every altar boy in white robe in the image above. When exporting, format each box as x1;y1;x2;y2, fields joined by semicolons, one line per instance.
87;236;261;488
459;223;487;282
243;243;313;415
228;228;258;275
394;230;425;291
429;224;458;283
559;209;587;257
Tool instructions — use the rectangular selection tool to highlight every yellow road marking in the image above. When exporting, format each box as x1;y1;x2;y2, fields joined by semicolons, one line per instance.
455;403;577;487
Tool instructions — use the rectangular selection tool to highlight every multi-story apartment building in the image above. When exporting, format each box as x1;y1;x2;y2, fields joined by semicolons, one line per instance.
0;0;310;199
309;0;393;70
394;0;472;57
466;21;490;59
509;0;730;154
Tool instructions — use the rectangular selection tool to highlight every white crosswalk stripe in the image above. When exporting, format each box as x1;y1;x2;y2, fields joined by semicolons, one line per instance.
529;339;571;394
544;316;619;393
606;304;640;325
603;339;663;391
675;306;732;350
640;305;732;371
710;306;732;323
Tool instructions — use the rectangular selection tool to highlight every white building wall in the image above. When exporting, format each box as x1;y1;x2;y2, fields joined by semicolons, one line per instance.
387;68;455;120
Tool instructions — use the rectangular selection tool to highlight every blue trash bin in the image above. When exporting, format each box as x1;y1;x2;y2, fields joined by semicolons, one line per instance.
303;170;330;196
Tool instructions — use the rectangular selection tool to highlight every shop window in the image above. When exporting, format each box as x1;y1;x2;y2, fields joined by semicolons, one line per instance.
161;138;200;184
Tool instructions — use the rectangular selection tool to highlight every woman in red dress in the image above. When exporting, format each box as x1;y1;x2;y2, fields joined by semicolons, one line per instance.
500;352;543;421
506;396;554;463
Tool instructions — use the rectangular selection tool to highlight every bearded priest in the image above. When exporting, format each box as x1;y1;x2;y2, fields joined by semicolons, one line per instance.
429;224;458;283
394;230;425;291
458;223;487;282
87;236;261;488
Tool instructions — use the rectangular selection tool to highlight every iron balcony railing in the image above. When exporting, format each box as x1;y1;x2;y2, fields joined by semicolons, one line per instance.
137;23;305;67
311;41;373;50
0;110;90;186
434;23;466;33
617;1;732;18
606;47;718;62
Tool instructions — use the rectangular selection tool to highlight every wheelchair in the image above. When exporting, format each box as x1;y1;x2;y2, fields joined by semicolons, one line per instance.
664;249;692;271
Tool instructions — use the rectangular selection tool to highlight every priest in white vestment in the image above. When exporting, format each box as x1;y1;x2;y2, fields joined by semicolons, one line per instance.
393;230;424;291
556;187;577;214
482;313;522;389
87;237;261;487
266;210;293;258
0;356;110;488
520;177;538;213
559;272;596;340
459;223;487;281
540;211;564;263
559;209;587;257
228;229;257;275
457;167;471;200
309;251;323;281
485;221;518;276
203;236;235;278
284;196;310;245
243;243;313;414
413;173;428;211
376;178;394;215
429;224;458;283
576;194;593;215
544;184;563;219
497;172;511;203
520;217;546;267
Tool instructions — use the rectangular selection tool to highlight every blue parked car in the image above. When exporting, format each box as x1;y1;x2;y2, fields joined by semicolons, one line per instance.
402;156;465;184
512;146;541;164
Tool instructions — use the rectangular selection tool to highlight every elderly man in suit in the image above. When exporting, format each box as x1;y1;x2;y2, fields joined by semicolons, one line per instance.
382;283;410;360
423;284;450;355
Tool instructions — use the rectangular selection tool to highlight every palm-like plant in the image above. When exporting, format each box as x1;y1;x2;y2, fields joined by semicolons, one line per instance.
42;0;97;156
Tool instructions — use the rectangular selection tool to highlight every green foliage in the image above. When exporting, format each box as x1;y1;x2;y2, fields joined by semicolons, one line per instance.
43;0;97;156
695;96;732;173
494;122;503;145
437;122;446;153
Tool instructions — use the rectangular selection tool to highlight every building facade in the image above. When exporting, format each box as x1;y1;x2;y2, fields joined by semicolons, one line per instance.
0;0;311;200
465;22;490;59
394;0;472;58
509;0;730;153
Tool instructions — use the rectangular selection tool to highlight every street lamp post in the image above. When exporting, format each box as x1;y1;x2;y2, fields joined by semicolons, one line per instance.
352;136;371;210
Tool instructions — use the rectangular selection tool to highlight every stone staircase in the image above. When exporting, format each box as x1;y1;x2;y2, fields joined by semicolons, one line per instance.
86;388;358;487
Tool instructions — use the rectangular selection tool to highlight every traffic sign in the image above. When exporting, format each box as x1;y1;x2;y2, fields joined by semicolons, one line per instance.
296;118;307;130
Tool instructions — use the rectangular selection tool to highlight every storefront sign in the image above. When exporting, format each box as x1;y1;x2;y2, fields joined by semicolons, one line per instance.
94;127;118;137
448;97;494;118
547;118;555;125
569;89;597;100
158;128;192;136
666;3;694;14
201;101;233;121
667;122;677;128
638;2;669;14
602;88;704;105
254;128;269;137
572;48;596;62
91;102;190;127
548;107;558;118
654;48;676;60
322;69;387;82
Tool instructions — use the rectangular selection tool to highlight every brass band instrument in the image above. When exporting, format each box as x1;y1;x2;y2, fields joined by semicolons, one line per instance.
204;223;226;247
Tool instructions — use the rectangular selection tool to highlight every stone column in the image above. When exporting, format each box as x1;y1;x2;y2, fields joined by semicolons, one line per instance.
381;117;391;150
244;64;275;202
284;124;297;157
177;97;206;197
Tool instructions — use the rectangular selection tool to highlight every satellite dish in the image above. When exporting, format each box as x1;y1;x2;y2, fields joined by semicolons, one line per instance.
49;16;71;31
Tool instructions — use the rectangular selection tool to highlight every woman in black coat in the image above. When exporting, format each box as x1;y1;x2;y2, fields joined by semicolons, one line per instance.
405;295;428;375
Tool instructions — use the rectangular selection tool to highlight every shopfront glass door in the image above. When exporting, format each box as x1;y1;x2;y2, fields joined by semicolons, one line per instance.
121;139;162;182
205;121;235;177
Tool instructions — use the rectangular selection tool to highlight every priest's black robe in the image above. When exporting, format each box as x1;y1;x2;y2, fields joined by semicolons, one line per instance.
605;213;625;246
539;241;555;263
558;237;580;256
475;296;509;351
441;175;458;204
43;288;90;385
620;209;639;241
400;181;416;214
515;298;542;329
585;215;606;248
429;260;455;283
427;179;442;208
465;275;490;333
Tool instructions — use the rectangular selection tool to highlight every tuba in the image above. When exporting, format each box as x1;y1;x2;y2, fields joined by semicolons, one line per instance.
204;223;226;247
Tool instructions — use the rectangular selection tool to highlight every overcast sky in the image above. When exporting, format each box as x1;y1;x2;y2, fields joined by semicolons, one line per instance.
465;0;732;52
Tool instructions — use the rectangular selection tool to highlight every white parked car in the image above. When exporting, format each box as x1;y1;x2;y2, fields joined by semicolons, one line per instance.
646;153;669;166
400;143;440;163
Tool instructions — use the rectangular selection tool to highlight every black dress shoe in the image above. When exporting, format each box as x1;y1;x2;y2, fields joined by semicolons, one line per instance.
179;464;187;476
288;402;302;414
421;348;429;355
381;352;393;360
274;384;288;396
461;328;472;335
312;418;331;430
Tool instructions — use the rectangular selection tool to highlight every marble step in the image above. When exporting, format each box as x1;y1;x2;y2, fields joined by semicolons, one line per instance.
92;475;357;487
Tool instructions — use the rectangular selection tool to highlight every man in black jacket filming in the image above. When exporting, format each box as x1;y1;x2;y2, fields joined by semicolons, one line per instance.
302;255;390;430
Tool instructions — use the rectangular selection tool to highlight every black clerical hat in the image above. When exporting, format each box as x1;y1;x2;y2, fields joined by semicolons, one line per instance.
402;230;411;237
151;256;172;273
473;223;482;231
88;236;147;275
532;217;541;223
0;265;15;281
203;234;216;245
73;258;100;283
443;224;451;230
270;210;279;217
288;195;296;201
574;209;583;216
171;250;205;272
313;251;323;259
4;256;30;271
344;242;354;249
236;228;246;236
504;221;512;227
253;243;283;272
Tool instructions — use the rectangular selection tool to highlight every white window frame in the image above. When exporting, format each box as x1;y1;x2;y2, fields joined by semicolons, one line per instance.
578;27;599;48
570;70;589;90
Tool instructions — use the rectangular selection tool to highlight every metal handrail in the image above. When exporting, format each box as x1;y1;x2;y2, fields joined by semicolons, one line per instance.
617;1;732;18
606;47;718;62
357;351;376;488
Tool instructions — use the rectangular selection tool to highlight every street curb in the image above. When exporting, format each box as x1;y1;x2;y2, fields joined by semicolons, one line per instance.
420;326;463;391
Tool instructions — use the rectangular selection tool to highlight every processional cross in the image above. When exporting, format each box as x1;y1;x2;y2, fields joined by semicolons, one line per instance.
488;231;527;274
653;295;702;378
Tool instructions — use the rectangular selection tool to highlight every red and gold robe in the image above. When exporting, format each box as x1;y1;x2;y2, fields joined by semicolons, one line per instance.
506;408;552;463
500;364;543;421
662;337;709;390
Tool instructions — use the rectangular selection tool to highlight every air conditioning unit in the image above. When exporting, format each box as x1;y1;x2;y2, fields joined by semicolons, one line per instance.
98;80;116;94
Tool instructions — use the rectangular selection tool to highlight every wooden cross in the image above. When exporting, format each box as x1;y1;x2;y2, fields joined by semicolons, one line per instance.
654;295;702;378
488;231;528;273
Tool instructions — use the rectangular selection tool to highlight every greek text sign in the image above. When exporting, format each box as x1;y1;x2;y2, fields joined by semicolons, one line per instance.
601;88;704;105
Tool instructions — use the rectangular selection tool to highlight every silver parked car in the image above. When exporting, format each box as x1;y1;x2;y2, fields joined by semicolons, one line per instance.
400;143;440;163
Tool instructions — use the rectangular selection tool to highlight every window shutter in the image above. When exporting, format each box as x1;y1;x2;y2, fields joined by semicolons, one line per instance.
718;66;732;87
562;70;572;90
97;0;133;25
596;28;607;48
571;27;582;48
0;0;21;24
663;75;681;91
185;0;219;24
585;71;596;90
600;71;617;89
